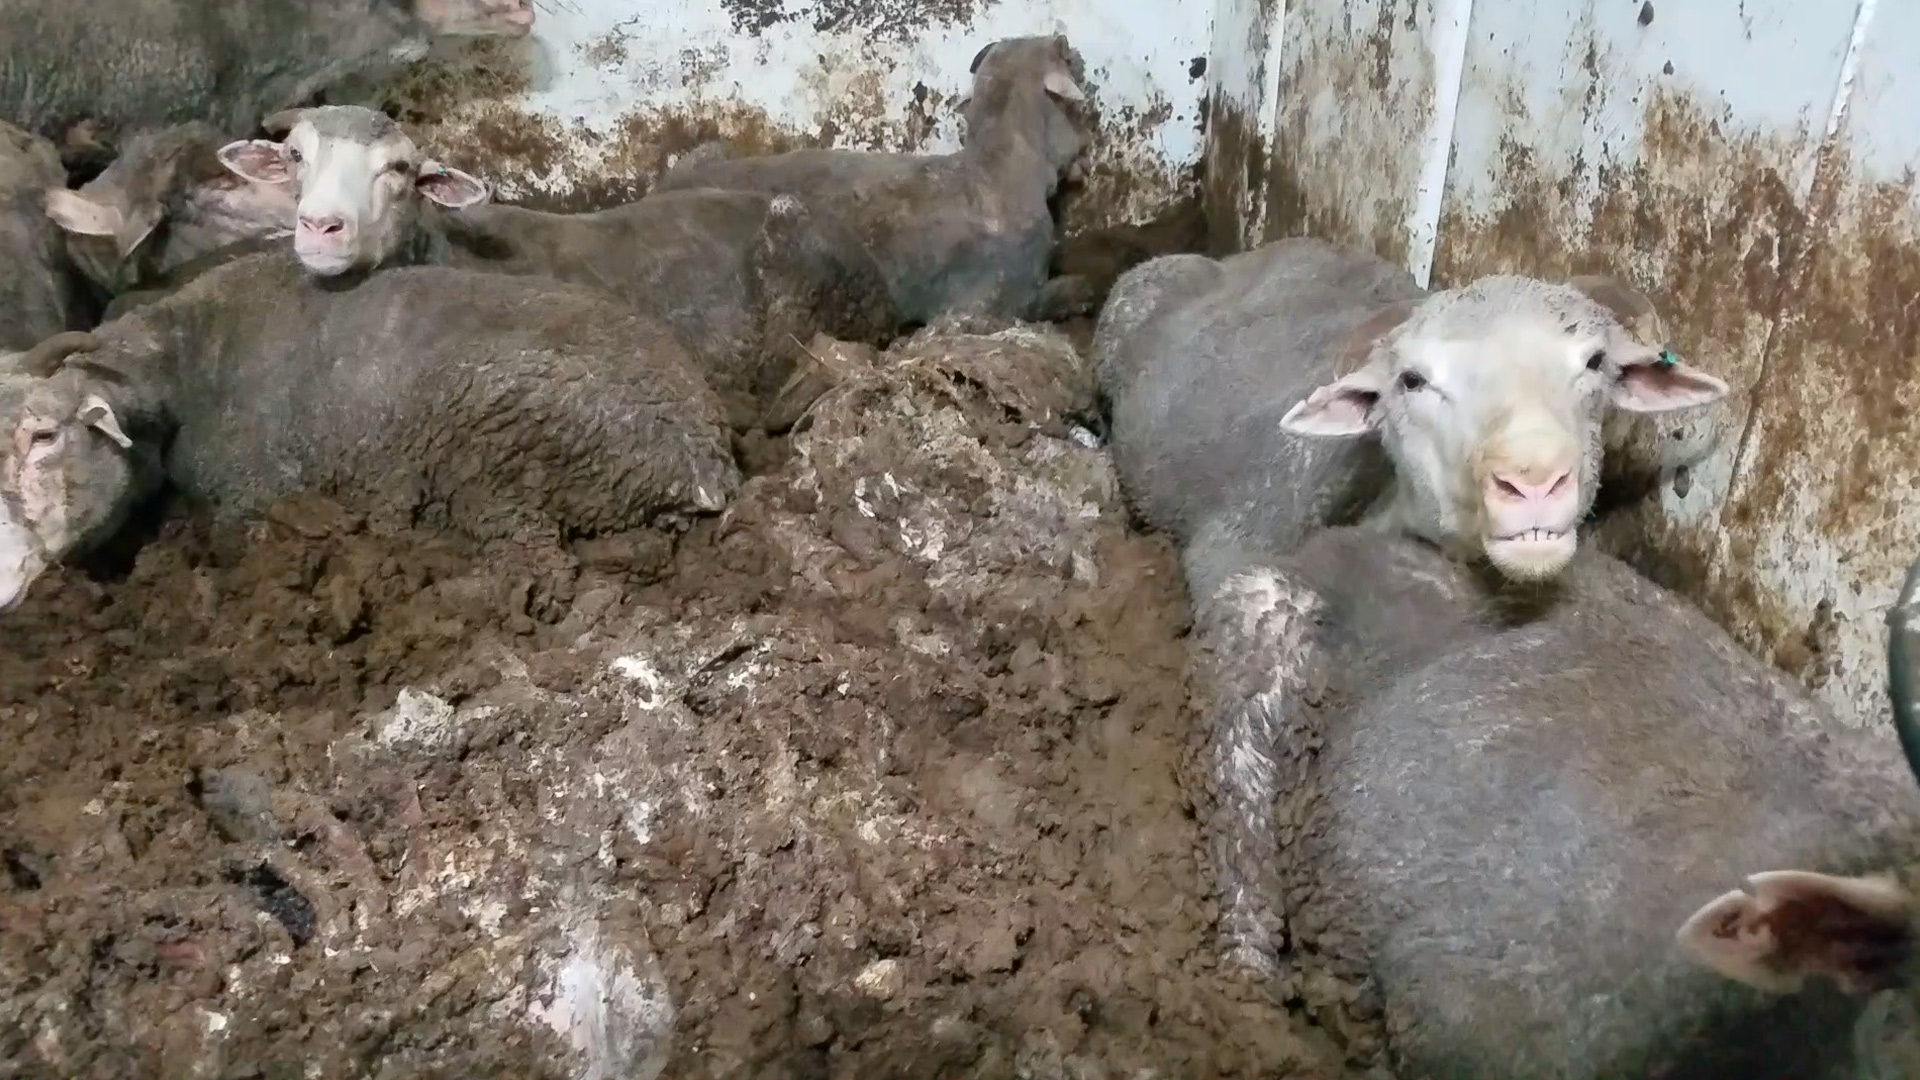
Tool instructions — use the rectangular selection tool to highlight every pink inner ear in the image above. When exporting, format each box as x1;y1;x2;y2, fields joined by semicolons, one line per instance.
1317;384;1379;422
1614;357;1727;411
1282;379;1383;436
416;169;485;207
221;144;291;185
1753;876;1915;994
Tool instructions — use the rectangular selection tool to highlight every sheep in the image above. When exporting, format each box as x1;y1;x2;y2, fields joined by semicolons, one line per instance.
438;194;901;427
650;35;1091;329
0;249;740;613
1663;555;1920;1063
0;0;533;170
0;332;160;610
1093;236;1920;1076
41;120;294;299
0;119;81;350
207;105;899;430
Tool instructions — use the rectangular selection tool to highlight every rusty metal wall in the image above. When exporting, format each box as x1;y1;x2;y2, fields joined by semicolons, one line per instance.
1198;0;1280;253
1199;0;1472;266
1204;0;1917;732
372;0;1212;233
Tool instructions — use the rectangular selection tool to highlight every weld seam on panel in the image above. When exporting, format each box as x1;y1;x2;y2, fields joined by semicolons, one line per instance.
1406;0;1474;289
1246;0;1292;248
1725;0;1878;495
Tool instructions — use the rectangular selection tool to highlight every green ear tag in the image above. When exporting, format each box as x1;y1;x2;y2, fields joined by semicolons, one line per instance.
1657;348;1680;368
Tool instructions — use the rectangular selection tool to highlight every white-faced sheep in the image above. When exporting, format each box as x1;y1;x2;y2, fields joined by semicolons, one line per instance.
1095;236;1920;1078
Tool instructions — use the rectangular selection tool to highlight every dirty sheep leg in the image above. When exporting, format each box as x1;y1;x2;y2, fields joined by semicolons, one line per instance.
1189;560;1327;980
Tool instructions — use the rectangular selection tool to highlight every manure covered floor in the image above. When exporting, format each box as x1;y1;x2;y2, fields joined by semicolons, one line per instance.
0;323;1346;1078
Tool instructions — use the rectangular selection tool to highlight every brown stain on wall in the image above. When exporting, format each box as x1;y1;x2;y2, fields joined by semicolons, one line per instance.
1051;191;1208;306
1735;164;1920;541
577;28;631;70
452;103;810;213
381;33;1192;229
1057;93;1188;237
801;57;897;150
378;36;536;111
1199;92;1260;256
1259;0;1436;266
1705;155;1920;700
382;40;827;211
1196;0;1288;255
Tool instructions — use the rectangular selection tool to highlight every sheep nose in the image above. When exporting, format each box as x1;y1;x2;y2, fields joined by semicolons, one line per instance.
298;215;346;236
1487;468;1572;507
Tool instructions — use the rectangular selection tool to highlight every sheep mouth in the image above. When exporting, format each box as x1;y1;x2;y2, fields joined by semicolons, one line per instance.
292;247;359;277
1491;527;1570;544
1483;528;1578;581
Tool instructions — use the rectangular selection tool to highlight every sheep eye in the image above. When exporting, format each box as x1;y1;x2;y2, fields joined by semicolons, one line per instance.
1585;349;1607;371
287;147;303;164
385;160;414;177
1397;369;1428;392
28;429;58;448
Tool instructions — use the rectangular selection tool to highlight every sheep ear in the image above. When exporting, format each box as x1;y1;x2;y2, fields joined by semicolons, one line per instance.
217;139;294;185
78;394;132;449
1043;68;1087;103
260;108;309;138
1676;871;1917;996
1612;351;1729;413
44;188;122;237
415;161;490;209
1280;365;1391;437
1338;299;1418;368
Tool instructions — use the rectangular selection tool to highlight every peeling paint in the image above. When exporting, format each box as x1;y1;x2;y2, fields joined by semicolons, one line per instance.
370;0;1206;229
720;0;986;42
